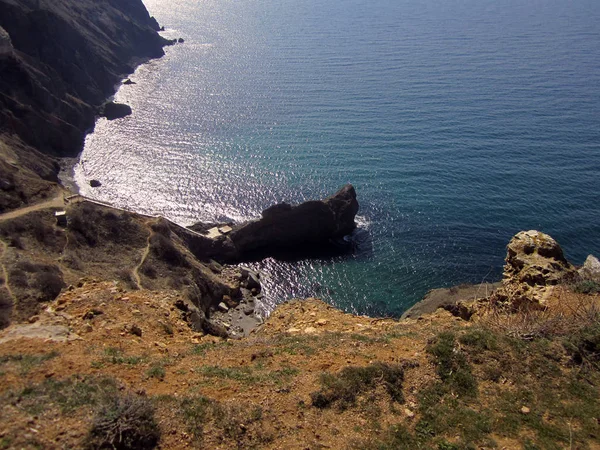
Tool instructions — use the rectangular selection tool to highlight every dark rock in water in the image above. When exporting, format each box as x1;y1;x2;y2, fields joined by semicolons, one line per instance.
178;38;185;43
175;185;359;264
229;184;359;259
123;78;136;85
102;102;132;120
160;26;166;31
89;179;102;188
246;272;261;291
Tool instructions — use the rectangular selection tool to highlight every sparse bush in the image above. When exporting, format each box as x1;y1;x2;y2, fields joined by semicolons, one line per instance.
180;396;213;438
0;351;59;374
311;362;407;409
212;402;263;441
149;233;188;267
33;269;65;301
179;396;268;446
9;261;65;301
0;212;63;251
85;394;160;450
140;263;157;279
68;203;146;248
8;235;23;249
563;324;600;369
427;332;476;397
146;364;165;380
573;280;600;295
61;253;84;270
150;219;171;236
458;328;498;351
7;376;119;415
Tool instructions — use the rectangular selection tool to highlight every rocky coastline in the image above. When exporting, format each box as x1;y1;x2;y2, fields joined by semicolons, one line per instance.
1;0;600;447
0;0;597;336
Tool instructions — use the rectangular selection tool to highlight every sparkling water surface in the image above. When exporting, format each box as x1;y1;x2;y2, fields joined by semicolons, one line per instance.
76;0;600;317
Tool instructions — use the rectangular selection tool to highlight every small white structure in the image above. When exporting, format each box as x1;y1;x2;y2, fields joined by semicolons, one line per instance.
55;210;68;227
218;225;232;234
206;225;233;239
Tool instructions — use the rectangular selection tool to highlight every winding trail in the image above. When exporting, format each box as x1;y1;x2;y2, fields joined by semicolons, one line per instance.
0;191;66;223
132;233;152;290
0;240;16;304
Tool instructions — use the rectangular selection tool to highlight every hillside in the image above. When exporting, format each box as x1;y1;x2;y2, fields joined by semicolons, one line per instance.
0;0;169;213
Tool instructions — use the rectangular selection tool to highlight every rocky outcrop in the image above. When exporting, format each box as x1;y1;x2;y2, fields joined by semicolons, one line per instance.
579;255;600;280
0;26;12;55
401;282;500;320
226;184;359;260
102;102;132;120
182;185;359;263
493;230;575;307
0;0;168;157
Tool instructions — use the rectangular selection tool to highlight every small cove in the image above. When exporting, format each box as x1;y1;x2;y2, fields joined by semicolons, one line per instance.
76;0;600;317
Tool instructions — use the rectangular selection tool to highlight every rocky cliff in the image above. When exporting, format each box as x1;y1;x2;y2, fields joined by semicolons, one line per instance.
0;0;169;213
1;3;599;447
0;0;167;156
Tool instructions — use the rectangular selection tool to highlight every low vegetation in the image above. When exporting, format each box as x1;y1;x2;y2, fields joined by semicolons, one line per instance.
179;395;269;447
0;281;598;448
86;394;160;450
311;362;408;409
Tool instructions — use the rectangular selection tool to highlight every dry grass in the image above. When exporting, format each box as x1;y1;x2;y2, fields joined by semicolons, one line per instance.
478;287;600;341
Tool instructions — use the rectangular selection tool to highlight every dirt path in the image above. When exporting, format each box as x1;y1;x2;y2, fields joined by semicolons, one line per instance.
132;233;152;290
0;190;66;223
0;239;16;303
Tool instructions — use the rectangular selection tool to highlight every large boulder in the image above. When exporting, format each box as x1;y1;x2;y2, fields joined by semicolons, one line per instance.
496;230;575;306
102;102;132;120
228;184;359;260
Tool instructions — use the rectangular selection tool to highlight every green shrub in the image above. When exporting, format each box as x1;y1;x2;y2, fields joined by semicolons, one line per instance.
573;280;600;295
149;234;188;267
146;364;166;380
427;332;476;397
563;324;600;368
311;362;406;409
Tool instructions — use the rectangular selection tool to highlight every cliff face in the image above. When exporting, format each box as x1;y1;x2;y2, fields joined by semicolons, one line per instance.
0;0;167;158
0;0;169;213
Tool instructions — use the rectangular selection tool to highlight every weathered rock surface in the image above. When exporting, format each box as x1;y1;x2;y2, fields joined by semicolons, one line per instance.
579;254;600;280
494;230;575;306
401;282;500;319
0;25;12;54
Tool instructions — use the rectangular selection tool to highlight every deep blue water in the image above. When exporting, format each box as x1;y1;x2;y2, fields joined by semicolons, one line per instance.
76;0;600;317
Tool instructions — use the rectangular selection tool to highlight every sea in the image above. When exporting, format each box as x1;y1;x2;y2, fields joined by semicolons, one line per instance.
74;0;600;318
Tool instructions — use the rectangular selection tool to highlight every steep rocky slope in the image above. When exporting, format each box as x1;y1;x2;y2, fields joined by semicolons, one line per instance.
0;0;169;213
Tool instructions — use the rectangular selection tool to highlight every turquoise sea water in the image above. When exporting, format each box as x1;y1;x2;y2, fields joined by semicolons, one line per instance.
76;0;600;317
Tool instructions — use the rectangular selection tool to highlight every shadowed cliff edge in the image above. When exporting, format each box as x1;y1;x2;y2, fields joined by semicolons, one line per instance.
0;0;171;214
